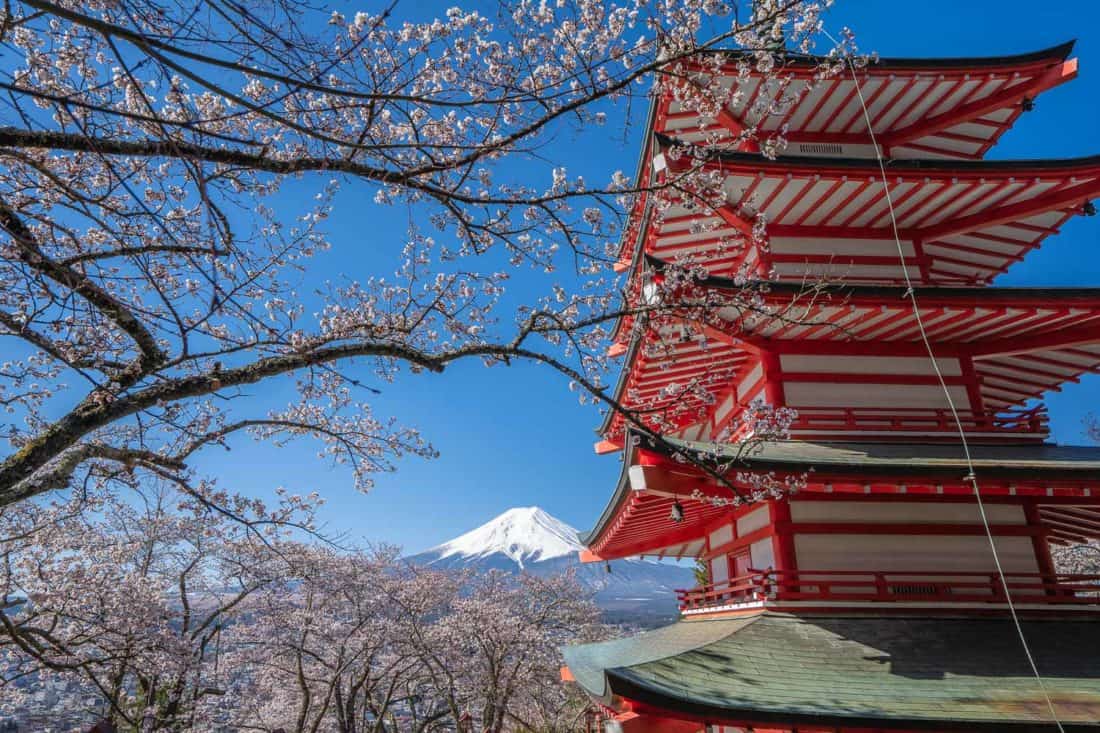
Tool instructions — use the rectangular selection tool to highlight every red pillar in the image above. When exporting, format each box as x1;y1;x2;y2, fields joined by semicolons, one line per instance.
768;499;797;571
760;351;785;408
1023;501;1057;594
769;499;798;597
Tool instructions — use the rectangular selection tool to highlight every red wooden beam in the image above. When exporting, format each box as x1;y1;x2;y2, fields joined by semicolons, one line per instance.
973;322;1100;356
880;59;1078;148
880;77;940;129
875;181;946;227
838;76;893;134
921;75;972;119
940;178;1026;225
771;177;824;225
868;75;920;130
792;177;847;226
714;203;756;237
814;178;875;224
773;78;812;131
801;77;843;131
594;439;623;456
837;184;890;228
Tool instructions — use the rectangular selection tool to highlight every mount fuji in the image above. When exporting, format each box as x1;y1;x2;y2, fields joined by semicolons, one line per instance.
405;507;693;622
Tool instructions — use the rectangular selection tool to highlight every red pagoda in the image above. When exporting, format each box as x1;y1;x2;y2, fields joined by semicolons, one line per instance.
562;42;1100;732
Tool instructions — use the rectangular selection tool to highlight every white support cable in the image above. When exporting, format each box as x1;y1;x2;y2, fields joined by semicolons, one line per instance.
819;29;1066;732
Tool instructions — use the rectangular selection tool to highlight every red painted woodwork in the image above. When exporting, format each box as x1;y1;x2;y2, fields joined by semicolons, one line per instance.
769;500;797;574
786;405;1049;441
575;43;1100;732
676;569;1100;612
584;454;1100;560
607;711;703;733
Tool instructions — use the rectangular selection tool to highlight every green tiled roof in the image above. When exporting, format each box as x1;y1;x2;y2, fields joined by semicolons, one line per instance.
674;435;1100;476
562;613;1100;731
580;432;1100;546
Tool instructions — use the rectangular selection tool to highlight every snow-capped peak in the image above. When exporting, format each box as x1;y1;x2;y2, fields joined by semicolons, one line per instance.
421;506;583;569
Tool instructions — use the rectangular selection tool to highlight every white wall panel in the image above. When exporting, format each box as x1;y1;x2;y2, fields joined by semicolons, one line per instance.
790;501;1025;525
750;538;775;570
794;534;1038;574
710;555;729;584
780;354;962;376
736;506;770;537
784;382;971;409
770;237;914;256
708;524;734;549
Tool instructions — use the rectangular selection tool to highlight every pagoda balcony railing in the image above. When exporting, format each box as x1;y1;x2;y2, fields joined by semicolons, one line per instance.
786;405;1050;440
676;568;1100;611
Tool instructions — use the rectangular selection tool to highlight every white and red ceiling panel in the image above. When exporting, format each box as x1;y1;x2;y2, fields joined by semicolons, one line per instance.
658;43;1077;160
646;152;1100;285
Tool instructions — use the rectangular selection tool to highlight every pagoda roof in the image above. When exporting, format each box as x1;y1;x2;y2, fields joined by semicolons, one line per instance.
562;612;1100;731
667;257;1100;303
640;145;1100;284
658;41;1077;160
661;434;1100;479
599;327;753;442
679;143;1100;170
599;262;1100;435
582;432;1100;557
668;254;1100;299
702;41;1077;71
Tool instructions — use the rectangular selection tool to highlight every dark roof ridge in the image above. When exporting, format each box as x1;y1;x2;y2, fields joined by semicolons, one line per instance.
654;133;1100;170
692;40;1076;70
645;254;1100;301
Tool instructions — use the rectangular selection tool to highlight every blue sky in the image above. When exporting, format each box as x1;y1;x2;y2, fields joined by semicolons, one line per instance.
192;0;1100;553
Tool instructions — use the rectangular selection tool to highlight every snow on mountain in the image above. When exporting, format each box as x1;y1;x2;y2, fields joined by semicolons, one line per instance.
406;507;694;622
418;506;582;569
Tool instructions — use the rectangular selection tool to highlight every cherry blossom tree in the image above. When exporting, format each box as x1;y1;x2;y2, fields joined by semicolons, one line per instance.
1054;541;1100;575
0;488;609;732
226;546;450;733
229;558;606;733
0;0;845;515
403;570;605;733
1050;416;1100;575
0;478;306;730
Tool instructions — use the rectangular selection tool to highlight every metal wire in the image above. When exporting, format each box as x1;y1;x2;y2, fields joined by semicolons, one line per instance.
819;30;1066;731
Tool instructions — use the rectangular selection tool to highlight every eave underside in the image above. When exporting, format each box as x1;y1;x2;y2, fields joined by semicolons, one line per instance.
643;151;1100;284
602;275;1100;441
662;42;1076;159
614;42;1079;267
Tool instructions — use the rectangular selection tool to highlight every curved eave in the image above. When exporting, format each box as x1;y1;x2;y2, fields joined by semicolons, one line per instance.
579;432;729;558
600;253;667;438
643;147;1099;284
598;262;1100;440
578;447;633;547
619;41;1080;263
581;431;1100;553
609;95;662;269
657;134;1100;173
645;433;1100;483
698;40;1076;71
606;224;649;346
595;331;641;437
646;254;1100;304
